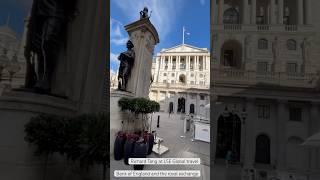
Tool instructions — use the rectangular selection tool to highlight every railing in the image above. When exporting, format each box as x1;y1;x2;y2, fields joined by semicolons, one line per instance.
257;25;270;31
214;24;313;33
151;82;209;89
213;68;319;88
285;25;298;32
224;24;242;31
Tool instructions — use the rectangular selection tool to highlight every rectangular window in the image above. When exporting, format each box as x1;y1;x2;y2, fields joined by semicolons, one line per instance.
289;107;302;121
171;80;175;84
200;95;205;100
190;81;194;85
258;105;270;119
257;62;268;74
171;73;175;77
286;63;298;74
163;80;167;83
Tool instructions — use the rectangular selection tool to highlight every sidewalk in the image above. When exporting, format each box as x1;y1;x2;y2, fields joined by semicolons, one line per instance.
110;112;210;180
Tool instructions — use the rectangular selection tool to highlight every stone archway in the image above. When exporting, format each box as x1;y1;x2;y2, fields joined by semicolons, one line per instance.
189;104;195;114
177;97;186;113
216;114;241;162
221;40;242;69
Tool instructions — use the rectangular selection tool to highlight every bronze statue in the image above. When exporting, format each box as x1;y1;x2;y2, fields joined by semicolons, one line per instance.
118;40;135;91
24;0;78;94
140;7;149;19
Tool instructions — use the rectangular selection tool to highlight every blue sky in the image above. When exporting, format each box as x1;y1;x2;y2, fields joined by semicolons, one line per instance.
110;0;210;73
0;0;32;38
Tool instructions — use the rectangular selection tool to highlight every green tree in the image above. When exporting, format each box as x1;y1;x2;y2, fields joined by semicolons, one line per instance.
24;114;67;180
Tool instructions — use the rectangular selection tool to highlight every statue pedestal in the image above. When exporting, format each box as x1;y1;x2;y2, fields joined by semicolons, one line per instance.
110;90;134;155
0;91;72;180
110;17;159;156
125;18;159;97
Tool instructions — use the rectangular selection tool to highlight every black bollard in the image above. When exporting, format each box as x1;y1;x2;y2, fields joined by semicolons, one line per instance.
157;115;160;128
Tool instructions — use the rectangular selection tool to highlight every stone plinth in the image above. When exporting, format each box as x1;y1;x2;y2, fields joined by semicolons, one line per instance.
110;90;134;155
0;91;101;180
125;18;159;98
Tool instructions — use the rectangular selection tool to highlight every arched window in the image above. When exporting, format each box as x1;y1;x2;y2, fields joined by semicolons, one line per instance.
223;8;240;24
255;134;271;164
287;39;297;50
258;39;268;49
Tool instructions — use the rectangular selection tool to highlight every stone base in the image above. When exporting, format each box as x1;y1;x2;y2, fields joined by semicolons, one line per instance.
0;91;102;180
152;145;169;156
110;90;134;156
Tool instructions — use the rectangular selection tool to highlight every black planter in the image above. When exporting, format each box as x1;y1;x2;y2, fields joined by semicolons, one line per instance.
124;134;138;165
133;141;148;170
146;133;154;155
114;132;126;160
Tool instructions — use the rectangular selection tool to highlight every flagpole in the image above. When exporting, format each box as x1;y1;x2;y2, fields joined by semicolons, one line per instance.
182;26;185;45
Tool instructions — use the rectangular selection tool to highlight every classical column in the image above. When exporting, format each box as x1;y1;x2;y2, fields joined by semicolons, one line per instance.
277;100;287;169
298;0;304;25
278;0;284;24
305;0;312;24
243;0;250;24
177;56;181;70
169;56;172;71
218;0;225;24
195;56;199;70
244;98;256;168
251;0;257;24
161;56;165;70
310;103;319;169
270;0;276;24
187;56;190;70
196;93;200;115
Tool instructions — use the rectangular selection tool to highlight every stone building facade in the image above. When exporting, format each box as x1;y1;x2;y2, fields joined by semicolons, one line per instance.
0;20;27;94
211;0;320;179
149;44;210;117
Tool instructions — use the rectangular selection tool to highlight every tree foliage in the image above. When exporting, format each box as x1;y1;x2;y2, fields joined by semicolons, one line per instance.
24;113;110;180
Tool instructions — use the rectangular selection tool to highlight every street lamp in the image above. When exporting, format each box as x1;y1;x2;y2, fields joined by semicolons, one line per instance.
0;48;9;82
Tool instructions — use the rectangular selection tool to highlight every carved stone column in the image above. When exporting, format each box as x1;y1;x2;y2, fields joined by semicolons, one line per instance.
251;0;257;24
278;0;284;24
276;99;287;169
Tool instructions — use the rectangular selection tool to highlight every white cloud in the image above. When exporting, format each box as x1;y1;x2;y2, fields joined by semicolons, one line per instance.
110;52;119;64
113;0;184;42
110;52;120;72
200;0;205;6
111;37;128;45
110;18;128;46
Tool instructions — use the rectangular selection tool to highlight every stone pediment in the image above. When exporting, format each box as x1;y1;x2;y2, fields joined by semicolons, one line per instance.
161;44;208;53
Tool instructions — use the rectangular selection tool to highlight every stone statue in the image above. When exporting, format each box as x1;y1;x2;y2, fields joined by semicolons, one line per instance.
24;0;78;94
118;40;135;91
140;7;149;19
301;38;310;63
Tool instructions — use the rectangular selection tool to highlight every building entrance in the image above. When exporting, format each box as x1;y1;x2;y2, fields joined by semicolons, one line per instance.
216;114;241;163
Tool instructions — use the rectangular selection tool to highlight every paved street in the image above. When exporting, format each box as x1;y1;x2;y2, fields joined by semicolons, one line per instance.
110;112;210;180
